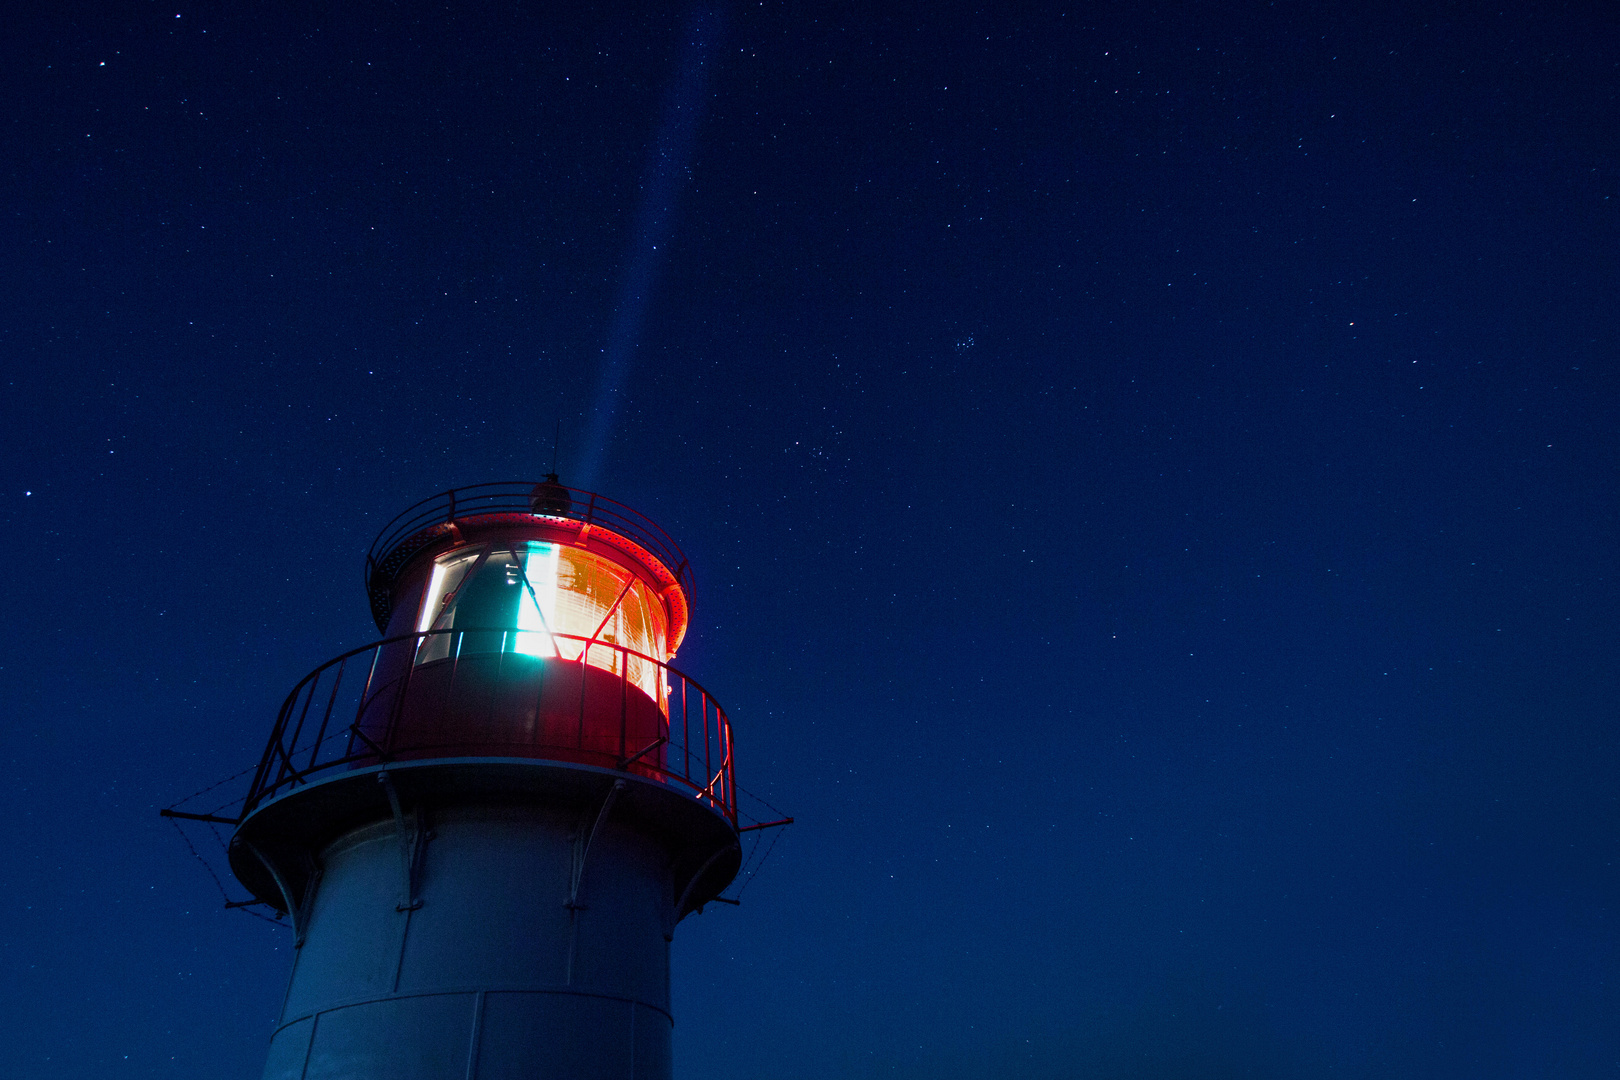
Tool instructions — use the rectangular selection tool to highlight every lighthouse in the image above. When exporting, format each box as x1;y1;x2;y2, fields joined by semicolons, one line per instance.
213;481;745;1079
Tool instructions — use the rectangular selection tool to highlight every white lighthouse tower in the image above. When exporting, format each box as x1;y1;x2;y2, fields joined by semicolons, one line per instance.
214;480;746;1079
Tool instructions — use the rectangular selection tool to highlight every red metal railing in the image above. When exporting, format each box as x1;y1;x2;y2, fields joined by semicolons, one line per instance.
242;629;736;825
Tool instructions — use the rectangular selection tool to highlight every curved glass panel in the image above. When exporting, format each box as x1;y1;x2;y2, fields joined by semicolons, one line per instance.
413;542;668;703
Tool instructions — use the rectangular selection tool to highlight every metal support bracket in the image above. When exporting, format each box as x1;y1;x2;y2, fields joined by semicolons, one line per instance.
244;839;318;948
564;779;625;986
296;859;323;945
349;723;391;760
378;771;423;912
671;841;740;933
160;808;243;826
617;737;667;771
567;780;625;911
737;817;794;833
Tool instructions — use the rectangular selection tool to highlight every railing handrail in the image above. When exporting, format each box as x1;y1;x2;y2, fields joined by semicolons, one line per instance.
244;628;735;825
271;628;721;713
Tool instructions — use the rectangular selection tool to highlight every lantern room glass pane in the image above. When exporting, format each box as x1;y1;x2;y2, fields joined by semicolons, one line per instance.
413;542;669;702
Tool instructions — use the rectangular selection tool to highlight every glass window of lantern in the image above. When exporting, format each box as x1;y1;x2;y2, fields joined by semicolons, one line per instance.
413;542;668;703
415;546;524;662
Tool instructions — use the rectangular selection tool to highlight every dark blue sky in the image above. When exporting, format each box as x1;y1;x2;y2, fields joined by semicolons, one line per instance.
2;3;1616;1077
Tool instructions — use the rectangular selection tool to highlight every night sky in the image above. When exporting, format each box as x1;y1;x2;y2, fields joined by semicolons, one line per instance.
3;3;1617;1077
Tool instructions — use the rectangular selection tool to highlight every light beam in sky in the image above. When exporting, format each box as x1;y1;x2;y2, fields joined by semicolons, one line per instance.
577;8;722;490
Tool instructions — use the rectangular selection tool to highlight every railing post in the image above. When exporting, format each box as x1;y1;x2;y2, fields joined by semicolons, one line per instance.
723;715;736;823
354;645;384;729
281;674;321;778
489;631;509;741
532;644;549;753
576;641;587;750
682;678;691;785
246;698;295;814
384;634;421;756
659;671;671;775
304;656;348;771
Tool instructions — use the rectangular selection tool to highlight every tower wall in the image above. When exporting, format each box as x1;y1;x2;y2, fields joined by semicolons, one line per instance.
259;804;678;1080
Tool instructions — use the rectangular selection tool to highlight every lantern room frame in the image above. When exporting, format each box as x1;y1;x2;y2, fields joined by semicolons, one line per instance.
365;482;695;642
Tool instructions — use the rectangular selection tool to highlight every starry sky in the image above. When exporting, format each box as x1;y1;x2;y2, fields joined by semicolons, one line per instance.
2;3;1617;1077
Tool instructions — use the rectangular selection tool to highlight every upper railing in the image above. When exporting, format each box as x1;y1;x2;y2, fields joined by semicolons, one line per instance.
242;628;736;826
365;482;694;632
